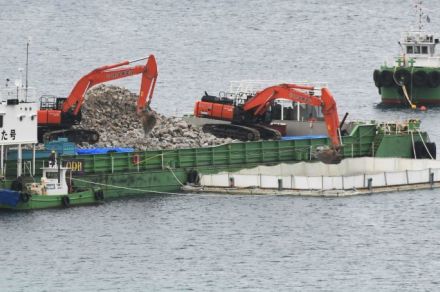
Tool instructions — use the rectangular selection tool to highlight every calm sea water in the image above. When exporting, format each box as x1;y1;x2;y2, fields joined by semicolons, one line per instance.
1;0;440;291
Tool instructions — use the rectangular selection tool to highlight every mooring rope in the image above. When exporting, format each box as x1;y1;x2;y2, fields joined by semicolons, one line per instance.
71;177;182;195
166;166;185;186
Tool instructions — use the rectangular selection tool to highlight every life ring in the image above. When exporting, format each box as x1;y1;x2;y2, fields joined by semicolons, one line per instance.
428;71;440;88
94;189;104;201
61;195;70;207
380;70;394;87
413;70;428;87
393;69;411;86
20;192;30;203
373;70;382;87
132;154;140;165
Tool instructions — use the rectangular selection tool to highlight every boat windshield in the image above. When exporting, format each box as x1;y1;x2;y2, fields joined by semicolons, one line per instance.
45;172;59;179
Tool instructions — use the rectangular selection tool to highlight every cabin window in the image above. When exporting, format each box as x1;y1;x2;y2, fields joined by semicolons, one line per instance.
422;46;428;54
45;172;59;179
0;116;3;128
414;46;421;54
407;46;413;54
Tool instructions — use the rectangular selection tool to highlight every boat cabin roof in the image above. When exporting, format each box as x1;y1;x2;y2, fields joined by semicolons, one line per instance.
400;31;439;56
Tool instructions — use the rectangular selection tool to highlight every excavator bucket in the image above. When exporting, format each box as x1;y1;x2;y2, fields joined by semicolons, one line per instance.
140;109;157;135
314;147;342;164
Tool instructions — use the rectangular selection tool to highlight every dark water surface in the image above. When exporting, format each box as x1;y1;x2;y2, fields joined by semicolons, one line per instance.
1;0;440;290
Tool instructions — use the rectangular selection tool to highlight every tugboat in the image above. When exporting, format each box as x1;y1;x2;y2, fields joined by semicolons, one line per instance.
374;1;440;107
0;75;103;211
0;154;105;210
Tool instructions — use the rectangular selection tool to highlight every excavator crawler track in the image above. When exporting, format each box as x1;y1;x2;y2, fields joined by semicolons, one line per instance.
202;124;261;141
249;124;282;140
43;129;100;144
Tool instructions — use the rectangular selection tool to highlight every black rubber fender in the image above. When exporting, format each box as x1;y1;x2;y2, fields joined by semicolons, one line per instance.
394;69;411;86
61;195;70;207
187;169;200;184
373;70;382;87
413;141;437;159
380;70;394;87
19;192;30;203
94;189;104;201
413;70;428;87
11;176;25;191
397;86;404;97
428;71;440;88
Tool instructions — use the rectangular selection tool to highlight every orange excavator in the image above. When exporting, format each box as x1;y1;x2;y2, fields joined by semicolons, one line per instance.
194;83;341;147
38;55;158;144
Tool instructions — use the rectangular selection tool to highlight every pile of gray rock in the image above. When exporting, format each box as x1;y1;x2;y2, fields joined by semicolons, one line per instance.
75;85;234;150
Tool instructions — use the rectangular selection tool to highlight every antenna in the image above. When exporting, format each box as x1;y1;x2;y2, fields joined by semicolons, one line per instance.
25;38;30;102
413;0;431;31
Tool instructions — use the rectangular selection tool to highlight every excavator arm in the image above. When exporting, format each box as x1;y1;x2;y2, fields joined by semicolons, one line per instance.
242;84;340;147
62;55;158;116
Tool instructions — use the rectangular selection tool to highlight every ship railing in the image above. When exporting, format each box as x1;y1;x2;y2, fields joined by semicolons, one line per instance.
390;55;440;68
377;120;420;135
223;80;328;100
0;86;37;103
400;31;435;43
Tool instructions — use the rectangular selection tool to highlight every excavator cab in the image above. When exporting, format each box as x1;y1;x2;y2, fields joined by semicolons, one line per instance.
39;95;65;110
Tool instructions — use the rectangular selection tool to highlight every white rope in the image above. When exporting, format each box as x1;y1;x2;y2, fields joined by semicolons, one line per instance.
132;153;163;165
166;166;185;186
401;85;416;109
71;177;182;195
392;66;416;109
411;131;417;158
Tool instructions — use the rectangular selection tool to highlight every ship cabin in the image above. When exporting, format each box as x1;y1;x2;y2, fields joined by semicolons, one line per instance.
398;31;440;67
39;162;70;196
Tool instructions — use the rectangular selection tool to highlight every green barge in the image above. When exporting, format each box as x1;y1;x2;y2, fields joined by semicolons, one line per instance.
0;119;435;210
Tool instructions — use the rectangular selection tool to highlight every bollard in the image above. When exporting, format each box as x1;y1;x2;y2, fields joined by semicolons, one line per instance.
278;179;283;191
367;178;373;191
229;177;235;187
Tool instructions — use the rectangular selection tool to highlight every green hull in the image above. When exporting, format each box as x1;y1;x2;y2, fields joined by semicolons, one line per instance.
0;189;102;211
374;67;440;105
1;121;433;210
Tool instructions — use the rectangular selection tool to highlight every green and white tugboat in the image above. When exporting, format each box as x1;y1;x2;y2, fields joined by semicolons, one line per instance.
374;1;440;107
0;82;103;210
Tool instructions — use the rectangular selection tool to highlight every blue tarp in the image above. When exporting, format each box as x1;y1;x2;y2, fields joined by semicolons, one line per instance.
0;189;21;207
281;135;328;141
76;147;135;155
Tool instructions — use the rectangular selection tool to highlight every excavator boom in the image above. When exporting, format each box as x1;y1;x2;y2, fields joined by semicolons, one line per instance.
62;55;158;115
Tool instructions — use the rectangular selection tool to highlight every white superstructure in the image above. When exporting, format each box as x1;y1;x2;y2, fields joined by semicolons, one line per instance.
0;85;38;177
394;1;440;68
397;31;440;67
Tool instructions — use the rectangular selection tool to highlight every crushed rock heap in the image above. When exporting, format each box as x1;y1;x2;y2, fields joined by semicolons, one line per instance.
75;85;234;150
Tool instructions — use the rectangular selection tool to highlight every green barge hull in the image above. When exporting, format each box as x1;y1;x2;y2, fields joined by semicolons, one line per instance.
1;121;434;210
